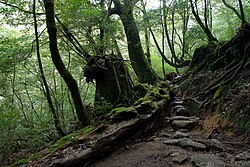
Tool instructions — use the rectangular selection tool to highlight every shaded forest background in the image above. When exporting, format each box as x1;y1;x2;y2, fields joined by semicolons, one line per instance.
0;0;249;165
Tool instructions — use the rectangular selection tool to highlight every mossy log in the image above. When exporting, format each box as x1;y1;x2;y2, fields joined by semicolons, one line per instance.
48;93;171;167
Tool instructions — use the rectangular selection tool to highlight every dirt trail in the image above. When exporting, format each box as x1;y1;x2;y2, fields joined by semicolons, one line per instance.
89;97;250;167
25;96;250;167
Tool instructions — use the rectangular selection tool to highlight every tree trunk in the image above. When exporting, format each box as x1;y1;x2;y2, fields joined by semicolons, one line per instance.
43;0;90;127
109;0;158;84
84;55;134;115
141;0;151;64
189;0;217;43
33;0;65;136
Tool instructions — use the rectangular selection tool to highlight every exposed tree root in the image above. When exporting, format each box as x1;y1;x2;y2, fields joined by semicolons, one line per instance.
201;24;250;96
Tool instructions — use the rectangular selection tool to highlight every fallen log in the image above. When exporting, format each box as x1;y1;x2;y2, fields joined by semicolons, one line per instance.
49;99;171;167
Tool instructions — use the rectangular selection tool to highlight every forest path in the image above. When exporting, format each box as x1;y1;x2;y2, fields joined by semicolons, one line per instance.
89;97;250;167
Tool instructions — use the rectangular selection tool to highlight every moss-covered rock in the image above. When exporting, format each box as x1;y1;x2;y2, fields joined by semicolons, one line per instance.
109;107;138;123
133;86;170;106
133;83;150;99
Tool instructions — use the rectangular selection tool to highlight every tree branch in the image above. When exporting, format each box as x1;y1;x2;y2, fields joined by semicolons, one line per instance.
150;28;190;68
0;0;44;15
221;0;242;21
55;16;91;60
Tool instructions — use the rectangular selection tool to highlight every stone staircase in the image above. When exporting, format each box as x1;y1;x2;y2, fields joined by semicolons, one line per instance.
161;96;250;167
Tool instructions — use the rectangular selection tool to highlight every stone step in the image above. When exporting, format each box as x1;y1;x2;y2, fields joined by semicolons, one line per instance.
163;138;207;151
172;119;198;130
173;107;190;116
166;116;199;121
171;100;184;106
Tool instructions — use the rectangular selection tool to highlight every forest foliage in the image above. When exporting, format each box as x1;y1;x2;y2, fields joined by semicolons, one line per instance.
0;0;249;165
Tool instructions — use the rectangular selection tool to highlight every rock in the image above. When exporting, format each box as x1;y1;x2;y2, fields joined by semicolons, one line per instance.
173;131;189;138
164;138;206;151
166;116;199;121
215;152;233;162
110;107;137;122
146;135;156;142
175;107;190;116
163;139;183;145
173;105;185;109
179;138;206;151
235;151;250;161
172;154;189;164
170;152;181;157
171;100;184;106
179;129;189;132
234;161;250;167
164;152;171;158
207;139;225;152
191;154;225;167
172;120;198;130
158;132;172;138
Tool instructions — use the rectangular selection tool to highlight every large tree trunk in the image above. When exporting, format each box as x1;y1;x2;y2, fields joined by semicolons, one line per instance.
109;0;158;84
84;55;134;115
43;0;90;126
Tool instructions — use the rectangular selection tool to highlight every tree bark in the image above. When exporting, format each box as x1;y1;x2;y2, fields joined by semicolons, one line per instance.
84;54;134;115
140;0;151;64
33;0;65;136
43;0;90;127
221;0;242;23
109;0;158;84
189;0;217;43
238;0;246;24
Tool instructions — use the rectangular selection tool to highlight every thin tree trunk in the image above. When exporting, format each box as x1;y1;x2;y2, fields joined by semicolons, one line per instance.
189;0;217;42
162;0;180;64
221;0;241;22
43;0;90;127
161;0;166;77
238;0;246;24
141;0;151;64
33;0;65;136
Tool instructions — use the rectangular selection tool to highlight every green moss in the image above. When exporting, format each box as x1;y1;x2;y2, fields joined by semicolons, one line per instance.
134;97;148;106
110;107;137;114
10;154;41;167
213;86;222;100
134;84;170;106
95;97;113;116
109;107;138;122
10;126;93;167
133;83;150;98
48;126;92;152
